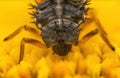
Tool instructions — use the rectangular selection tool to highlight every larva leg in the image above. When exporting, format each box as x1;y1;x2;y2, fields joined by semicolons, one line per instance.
80;29;98;44
79;8;115;51
19;38;47;64
90;9;115;51
3;25;40;41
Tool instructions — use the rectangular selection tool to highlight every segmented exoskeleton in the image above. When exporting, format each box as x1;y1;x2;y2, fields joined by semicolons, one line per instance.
29;0;90;55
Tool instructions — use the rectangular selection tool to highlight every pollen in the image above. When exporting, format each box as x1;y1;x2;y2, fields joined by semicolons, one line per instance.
0;0;120;78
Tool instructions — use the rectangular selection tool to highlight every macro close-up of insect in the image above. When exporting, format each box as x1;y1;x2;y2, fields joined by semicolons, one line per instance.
3;0;115;64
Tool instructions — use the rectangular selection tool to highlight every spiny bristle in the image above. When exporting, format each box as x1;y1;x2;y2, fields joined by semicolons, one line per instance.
73;25;80;32
30;21;36;24
86;3;91;5
30;21;35;23
28;11;35;16
85;8;90;14
54;21;57;26
30;16;35;18
34;0;39;4
69;22;72;26
77;28;82;32
28;3;37;9
85;17;91;20
84;0;91;5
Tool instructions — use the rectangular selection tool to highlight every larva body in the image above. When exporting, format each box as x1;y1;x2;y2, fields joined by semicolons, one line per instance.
31;0;90;55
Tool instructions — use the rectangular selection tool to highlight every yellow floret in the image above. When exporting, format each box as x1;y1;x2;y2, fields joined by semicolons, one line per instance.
6;61;32;78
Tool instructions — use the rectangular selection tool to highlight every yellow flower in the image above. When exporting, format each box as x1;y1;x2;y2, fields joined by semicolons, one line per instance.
0;0;120;78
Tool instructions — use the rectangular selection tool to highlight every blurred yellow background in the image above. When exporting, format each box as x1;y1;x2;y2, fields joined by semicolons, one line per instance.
0;0;120;78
